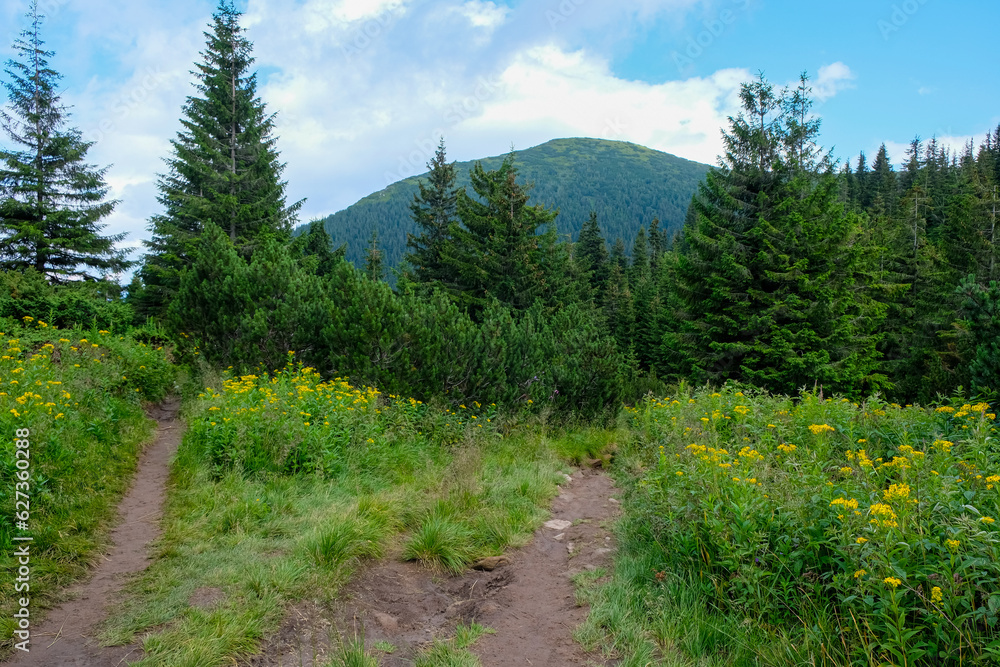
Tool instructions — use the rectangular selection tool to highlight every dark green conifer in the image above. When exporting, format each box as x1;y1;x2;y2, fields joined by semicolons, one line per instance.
138;0;300;317
406;137;459;286
364;228;385;282
576;211;609;293
440;154;556;316
0;1;127;281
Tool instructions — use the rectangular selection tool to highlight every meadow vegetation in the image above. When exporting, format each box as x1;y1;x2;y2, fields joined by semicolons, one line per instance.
0;318;174;640
98;362;567;666
578;385;1000;666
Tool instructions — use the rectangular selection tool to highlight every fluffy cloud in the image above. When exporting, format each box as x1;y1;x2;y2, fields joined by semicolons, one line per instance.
0;0;843;255
813;61;855;101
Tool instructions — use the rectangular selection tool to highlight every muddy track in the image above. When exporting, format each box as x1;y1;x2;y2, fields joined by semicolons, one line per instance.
246;468;619;667
4;399;183;667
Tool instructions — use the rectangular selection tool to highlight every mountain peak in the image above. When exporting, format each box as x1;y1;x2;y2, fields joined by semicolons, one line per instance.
301;137;710;271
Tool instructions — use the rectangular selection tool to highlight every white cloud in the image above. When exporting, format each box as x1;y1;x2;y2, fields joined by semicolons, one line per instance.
457;0;508;30
0;0;751;257
468;45;746;165
813;61;855;101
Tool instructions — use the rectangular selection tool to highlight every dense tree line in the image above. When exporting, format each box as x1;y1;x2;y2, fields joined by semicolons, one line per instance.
302;137;709;276
3;0;996;411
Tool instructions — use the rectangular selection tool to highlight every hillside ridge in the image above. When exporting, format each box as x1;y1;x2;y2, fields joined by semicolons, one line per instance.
300;137;711;270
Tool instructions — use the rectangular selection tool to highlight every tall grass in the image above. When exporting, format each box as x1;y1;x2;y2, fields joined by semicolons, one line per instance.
585;385;1000;666
0;318;175;649
99;363;565;665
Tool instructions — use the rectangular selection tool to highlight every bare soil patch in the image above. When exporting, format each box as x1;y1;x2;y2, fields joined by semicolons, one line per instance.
245;468;618;667
3;399;183;667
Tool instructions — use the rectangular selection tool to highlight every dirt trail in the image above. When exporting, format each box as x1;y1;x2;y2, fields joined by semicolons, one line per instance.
4;399;183;667
247;468;619;667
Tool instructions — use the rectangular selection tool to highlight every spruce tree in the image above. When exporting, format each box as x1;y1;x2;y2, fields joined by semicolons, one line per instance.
364;228;385;282
629;225;650;283
138;0;300;317
291;220;343;277
0;1;128;281
406;137;458;287
575;211;609;292
608;237;627;272
648;217;666;274
662;73;883;394
440;154;557;316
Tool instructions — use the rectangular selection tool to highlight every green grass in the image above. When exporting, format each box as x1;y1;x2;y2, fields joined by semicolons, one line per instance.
413;622;495;667
326;637;379;667
0;321;175;652
97;366;565;665
373;639;395;653
578;386;1000;666
403;514;475;573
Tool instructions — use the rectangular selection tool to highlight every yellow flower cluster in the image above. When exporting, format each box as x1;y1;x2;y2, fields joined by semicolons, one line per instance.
777;443;797;454
808;423;836;435
883;483;911;503
869;502;899;529
884;577;902;588
830;497;860;511
932;440;953;453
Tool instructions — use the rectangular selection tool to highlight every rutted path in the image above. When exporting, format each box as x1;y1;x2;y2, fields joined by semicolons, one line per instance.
248;469;619;667
4;399;183;667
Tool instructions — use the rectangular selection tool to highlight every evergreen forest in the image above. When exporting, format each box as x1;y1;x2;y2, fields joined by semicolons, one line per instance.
2;1;999;665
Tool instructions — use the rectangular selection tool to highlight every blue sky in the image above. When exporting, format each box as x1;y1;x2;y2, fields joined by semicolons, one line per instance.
1;0;998;259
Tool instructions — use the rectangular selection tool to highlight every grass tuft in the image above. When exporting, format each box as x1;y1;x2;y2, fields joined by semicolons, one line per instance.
402;514;475;573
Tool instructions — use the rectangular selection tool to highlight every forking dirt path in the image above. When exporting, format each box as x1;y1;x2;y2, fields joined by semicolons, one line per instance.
4;401;618;667
246;468;619;667
3;399;184;667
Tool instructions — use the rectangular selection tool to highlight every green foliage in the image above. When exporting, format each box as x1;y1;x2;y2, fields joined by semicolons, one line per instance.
0;268;134;330
596;386;1000;665
299;138;709;275
0;3;128;280
169;225;328;372
0;322;174;647
662;73;884;396
406;137;459;286
138;0;301;317
958;275;1000;395
440;153;558;316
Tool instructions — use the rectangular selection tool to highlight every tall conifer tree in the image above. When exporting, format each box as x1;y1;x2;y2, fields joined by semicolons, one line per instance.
138;0;300;316
0;1;127;281
440;154;557;316
406;137;459;287
662;73;883;394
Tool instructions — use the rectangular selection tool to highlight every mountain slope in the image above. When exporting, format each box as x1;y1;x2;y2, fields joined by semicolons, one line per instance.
302;138;711;271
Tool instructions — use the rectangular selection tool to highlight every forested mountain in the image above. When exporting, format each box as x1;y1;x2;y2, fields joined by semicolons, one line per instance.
300;138;710;271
